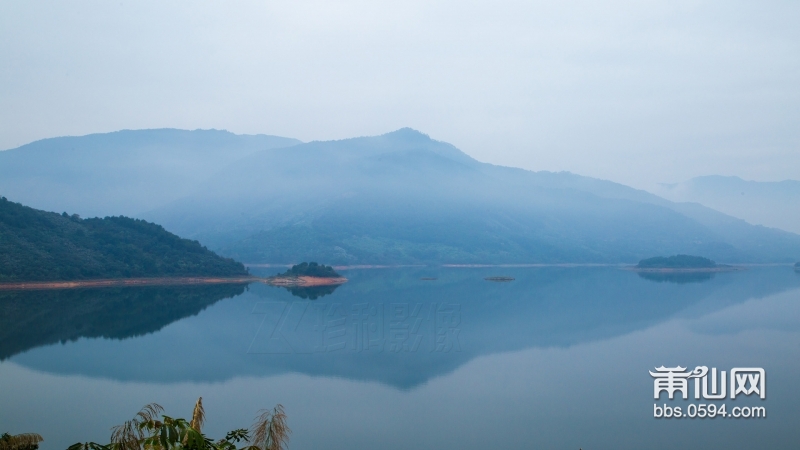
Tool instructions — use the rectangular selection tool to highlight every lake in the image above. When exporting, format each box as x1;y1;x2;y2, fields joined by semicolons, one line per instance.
2;266;799;449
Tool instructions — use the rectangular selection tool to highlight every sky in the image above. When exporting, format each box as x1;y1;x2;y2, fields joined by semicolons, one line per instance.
1;0;798;190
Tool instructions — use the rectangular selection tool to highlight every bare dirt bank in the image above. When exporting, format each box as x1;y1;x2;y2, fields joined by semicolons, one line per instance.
266;276;349;287
0;276;257;291
0;275;348;291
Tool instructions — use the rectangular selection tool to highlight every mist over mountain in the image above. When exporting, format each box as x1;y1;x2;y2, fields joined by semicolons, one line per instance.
655;176;800;234
0;128;300;218
3;128;799;264
144;129;800;264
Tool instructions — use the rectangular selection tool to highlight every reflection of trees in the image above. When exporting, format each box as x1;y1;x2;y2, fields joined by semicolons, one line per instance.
0;284;246;360
11;268;800;388
284;284;339;300
637;271;715;284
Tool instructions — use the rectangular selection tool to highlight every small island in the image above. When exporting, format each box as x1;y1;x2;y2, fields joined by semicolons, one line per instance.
795;262;800;272
267;262;348;287
632;254;742;273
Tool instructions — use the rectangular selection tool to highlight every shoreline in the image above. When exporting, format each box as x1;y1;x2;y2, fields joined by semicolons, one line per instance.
265;276;349;287
0;275;348;291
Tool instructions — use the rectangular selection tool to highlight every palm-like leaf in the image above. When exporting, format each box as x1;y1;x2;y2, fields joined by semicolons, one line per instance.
66;400;289;450
66;443;111;450
110;403;163;450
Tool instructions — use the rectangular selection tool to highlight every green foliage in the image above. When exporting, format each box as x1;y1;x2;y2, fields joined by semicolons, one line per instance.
279;262;339;278
636;254;717;269
69;401;290;450
0;197;247;281
66;443;110;450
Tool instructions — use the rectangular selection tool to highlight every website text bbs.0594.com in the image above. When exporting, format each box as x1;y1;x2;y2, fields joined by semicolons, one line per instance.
654;403;765;419
650;366;766;420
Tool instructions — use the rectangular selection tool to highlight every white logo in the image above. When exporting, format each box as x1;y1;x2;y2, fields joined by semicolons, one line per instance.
650;366;765;400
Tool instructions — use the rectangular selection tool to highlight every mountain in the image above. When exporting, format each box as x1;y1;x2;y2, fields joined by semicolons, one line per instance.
0;197;247;281
655;175;800;234
3;128;799;264
142;128;800;264
0;128;301;218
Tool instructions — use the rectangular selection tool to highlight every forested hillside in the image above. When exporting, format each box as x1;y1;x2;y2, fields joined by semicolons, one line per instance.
0;197;247;281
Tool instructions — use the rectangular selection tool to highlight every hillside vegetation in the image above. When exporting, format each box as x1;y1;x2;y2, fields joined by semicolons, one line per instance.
0;197;247;281
278;262;340;278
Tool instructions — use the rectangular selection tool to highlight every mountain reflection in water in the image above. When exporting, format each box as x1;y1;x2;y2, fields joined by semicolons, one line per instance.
0;284;246;361
6;266;800;389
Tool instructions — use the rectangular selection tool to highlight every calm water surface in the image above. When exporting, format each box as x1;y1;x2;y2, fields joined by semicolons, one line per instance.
1;267;799;449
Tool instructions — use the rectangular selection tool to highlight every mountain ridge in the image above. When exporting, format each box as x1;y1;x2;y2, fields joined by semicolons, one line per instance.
0;128;301;218
3;128;799;264
144;129;800;264
655;175;800;234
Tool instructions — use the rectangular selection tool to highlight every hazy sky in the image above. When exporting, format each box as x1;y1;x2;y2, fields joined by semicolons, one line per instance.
1;1;798;190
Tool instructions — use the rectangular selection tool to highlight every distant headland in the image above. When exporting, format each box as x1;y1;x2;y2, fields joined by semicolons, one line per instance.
0;198;349;291
0;197;248;284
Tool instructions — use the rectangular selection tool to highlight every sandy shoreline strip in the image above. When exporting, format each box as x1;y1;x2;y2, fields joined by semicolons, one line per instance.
267;276;349;287
0;275;348;291
0;276;258;291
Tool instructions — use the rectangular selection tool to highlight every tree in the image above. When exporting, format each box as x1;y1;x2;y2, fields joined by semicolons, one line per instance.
68;398;290;450
0;433;43;450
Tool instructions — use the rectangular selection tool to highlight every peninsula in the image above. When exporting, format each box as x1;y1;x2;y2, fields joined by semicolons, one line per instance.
0;197;248;285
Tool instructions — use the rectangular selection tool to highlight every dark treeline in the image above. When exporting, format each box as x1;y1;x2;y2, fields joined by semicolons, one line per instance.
278;262;340;278
0;197;247;281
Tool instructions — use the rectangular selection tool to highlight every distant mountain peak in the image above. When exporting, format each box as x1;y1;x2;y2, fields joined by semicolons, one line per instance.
380;128;432;142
